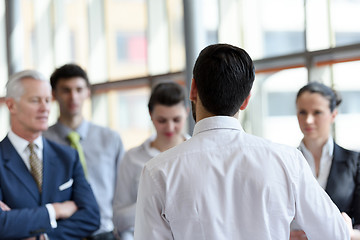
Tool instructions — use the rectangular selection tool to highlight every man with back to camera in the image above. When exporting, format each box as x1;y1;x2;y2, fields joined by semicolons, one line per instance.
43;64;124;240
133;44;354;239
0;70;100;239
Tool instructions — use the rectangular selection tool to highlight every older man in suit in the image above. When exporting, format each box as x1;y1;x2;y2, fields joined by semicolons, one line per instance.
0;70;100;239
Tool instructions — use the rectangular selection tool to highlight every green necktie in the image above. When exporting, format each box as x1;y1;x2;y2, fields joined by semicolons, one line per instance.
28;143;43;192
67;131;87;177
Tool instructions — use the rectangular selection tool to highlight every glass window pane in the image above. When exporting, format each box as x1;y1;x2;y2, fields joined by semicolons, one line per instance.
61;0;89;67
332;0;360;47
168;0;185;72
92;87;152;150
243;0;305;59
332;61;360;151
247;68;307;147
0;0;7;97
105;0;148;80
0;103;9;140
306;0;332;51
202;0;219;45
20;0;35;69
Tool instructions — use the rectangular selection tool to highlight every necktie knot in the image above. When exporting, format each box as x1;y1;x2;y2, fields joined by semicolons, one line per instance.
67;131;81;143
28;142;36;154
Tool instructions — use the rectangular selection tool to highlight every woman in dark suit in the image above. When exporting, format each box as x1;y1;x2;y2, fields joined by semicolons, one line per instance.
291;82;360;240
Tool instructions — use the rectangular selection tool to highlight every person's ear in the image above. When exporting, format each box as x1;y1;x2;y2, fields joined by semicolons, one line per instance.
5;98;16;114
52;90;56;100
189;79;197;102
85;87;91;98
331;108;338;123
149;110;154;121
239;94;251;110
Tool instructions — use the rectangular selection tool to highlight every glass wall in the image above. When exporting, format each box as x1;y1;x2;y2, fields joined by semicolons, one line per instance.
242;0;305;59
105;0;148;80
1;0;360;150
0;0;8;140
230;0;360;151
331;61;360;150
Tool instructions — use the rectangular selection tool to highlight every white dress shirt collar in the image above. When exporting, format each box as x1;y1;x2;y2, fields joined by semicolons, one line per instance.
54;120;89;141
144;134;161;157
299;136;334;189
8;129;43;170
193;116;243;136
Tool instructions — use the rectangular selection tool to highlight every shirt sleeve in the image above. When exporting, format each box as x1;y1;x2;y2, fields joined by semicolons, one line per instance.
113;153;137;233
293;151;350;240
134;165;173;240
45;204;57;228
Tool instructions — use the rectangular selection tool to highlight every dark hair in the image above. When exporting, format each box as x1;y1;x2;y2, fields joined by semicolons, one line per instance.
193;44;255;116
296;81;342;112
148;82;186;113
50;63;90;90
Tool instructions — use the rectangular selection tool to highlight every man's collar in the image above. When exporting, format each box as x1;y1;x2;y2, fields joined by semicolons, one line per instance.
8;129;43;152
193;116;243;136
56;120;89;140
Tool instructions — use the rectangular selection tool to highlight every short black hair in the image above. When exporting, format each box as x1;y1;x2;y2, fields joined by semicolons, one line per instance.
148;82;186;113
193;44;255;116
296;81;342;112
50;63;90;90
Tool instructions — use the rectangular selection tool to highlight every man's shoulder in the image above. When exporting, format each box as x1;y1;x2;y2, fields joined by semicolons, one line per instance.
122;141;150;164
45;122;62;133
0;135;9;146
145;131;301;172
43;125;64;143
44;138;77;160
87;122;120;138
243;133;301;157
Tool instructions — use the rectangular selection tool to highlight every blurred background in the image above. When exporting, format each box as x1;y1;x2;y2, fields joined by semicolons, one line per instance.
0;0;360;150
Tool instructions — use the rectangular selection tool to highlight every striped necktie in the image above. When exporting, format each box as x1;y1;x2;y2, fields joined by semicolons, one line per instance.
67;131;88;177
28;143;43;192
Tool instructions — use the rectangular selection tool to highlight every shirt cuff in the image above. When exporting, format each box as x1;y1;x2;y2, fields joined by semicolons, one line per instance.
45;204;57;228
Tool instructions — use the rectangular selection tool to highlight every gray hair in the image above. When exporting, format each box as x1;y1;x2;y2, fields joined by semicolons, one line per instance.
6;70;50;101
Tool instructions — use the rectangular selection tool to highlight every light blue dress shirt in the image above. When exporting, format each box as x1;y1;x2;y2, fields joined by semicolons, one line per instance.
43;120;124;235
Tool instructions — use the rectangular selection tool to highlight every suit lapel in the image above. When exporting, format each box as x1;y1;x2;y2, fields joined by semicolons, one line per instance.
1;137;40;202
41;139;58;205
325;142;342;194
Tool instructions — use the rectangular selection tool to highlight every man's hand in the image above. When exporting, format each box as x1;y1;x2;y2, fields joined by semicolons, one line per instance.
342;212;360;240
289;230;308;240
22;234;46;240
52;201;78;219
0;201;11;211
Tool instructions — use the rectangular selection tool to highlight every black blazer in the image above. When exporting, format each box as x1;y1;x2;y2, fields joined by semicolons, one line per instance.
325;142;360;225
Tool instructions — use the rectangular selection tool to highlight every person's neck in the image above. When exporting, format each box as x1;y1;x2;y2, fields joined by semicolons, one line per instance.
303;136;329;164
11;127;41;143
59;114;83;130
195;106;239;122
303;137;328;152
151;135;184;152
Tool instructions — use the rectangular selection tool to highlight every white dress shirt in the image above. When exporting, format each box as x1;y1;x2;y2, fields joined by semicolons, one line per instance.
113;134;190;239
134;116;349;240
113;135;159;235
298;137;334;189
